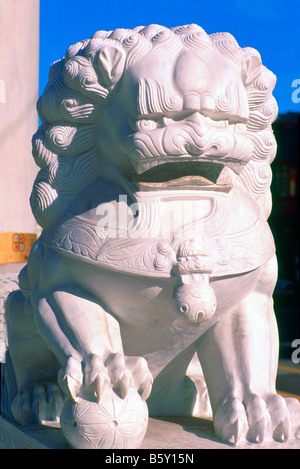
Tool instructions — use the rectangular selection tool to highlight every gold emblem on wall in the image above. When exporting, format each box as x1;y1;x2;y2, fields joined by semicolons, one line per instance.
0;233;37;264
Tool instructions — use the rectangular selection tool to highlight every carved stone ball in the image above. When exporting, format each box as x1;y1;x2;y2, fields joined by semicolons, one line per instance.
173;280;217;325
60;388;148;449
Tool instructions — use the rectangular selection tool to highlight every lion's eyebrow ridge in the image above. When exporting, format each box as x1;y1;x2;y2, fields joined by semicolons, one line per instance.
136;78;183;117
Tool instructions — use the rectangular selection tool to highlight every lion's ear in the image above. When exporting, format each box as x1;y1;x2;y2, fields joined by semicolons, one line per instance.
97;45;126;89
241;47;262;86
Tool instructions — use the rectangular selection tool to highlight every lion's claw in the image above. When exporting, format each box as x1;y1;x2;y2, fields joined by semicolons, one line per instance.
228;418;245;445
105;353;135;399
58;353;153;402
214;397;248;445
273;418;290;442
46;383;64;420
11;390;31;426
84;354;110;401
245;395;270;443
214;392;294;445
32;385;48;422
117;368;134;399
104;353;153;400
125;356;153;400
247;417;268;443
138;373;153;400
58;356;83;401
267;393;290;442
11;383;64;425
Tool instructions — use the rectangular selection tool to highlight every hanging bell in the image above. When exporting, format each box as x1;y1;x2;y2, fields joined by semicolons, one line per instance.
172;273;217;325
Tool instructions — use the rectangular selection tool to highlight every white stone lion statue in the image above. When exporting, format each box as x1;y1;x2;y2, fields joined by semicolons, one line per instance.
4;24;300;447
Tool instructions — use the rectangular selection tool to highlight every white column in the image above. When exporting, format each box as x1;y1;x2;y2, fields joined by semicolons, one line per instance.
0;0;39;236
0;0;40;361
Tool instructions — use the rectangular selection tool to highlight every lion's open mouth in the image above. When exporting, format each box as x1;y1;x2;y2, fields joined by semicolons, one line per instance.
128;161;235;190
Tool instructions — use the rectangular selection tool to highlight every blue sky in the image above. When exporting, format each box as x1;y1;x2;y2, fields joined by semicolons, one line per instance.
39;0;300;115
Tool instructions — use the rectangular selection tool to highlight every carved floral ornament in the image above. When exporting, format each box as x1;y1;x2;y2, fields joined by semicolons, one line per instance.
42;183;275;279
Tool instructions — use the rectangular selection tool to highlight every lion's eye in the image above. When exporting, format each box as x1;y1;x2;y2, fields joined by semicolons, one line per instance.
129;116;158;132
179;303;190;315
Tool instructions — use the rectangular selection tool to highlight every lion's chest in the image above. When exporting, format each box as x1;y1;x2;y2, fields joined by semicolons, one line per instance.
42;183;274;279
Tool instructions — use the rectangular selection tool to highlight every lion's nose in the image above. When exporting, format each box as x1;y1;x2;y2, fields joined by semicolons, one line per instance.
182;93;201;112
196;310;205;323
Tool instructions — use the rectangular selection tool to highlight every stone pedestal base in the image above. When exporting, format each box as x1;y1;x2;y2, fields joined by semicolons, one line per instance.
1;415;300;450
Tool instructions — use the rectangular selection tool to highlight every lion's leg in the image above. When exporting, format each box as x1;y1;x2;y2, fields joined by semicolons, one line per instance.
229;255;297;443
31;286;153;404
196;308;247;444
5;289;63;425
196;255;299;444
9;282;153;425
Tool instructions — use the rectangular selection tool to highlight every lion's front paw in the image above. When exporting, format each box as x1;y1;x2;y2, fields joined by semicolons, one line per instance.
11;383;64;426
214;393;296;445
213;397;248;445
58;353;153;403
266;394;291;442
105;353;153;400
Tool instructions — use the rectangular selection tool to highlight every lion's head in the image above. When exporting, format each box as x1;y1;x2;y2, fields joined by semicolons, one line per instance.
31;24;277;229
